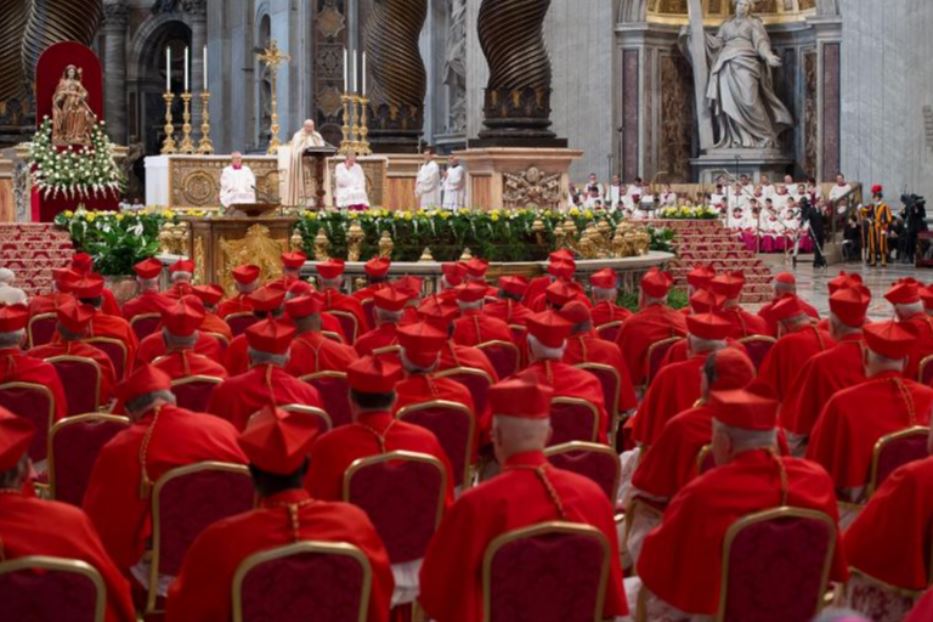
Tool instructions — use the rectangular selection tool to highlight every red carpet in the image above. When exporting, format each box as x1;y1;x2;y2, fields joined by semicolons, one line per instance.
651;219;773;304
0;223;75;297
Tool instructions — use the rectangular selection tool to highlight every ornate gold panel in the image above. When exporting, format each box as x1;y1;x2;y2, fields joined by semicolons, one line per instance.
167;156;281;208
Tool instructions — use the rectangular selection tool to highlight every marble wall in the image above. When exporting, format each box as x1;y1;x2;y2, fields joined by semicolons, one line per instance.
839;0;933;200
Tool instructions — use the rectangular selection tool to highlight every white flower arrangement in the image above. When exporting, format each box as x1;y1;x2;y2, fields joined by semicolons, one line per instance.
28;117;125;200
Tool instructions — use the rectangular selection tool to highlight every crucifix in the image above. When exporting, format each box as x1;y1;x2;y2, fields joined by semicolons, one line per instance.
256;40;291;155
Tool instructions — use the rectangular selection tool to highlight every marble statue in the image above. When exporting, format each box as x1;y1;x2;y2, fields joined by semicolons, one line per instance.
444;0;467;134
684;0;792;150
52;65;97;146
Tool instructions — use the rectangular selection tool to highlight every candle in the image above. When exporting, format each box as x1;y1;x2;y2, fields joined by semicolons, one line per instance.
362;51;366;96
184;46;189;92
343;47;348;93
203;45;208;91
165;47;171;92
352;51;358;93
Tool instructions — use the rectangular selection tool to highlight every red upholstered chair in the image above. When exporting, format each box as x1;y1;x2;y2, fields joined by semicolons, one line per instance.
205;332;229;354
738;335;777;370
147;461;254;614
361;298;376;329
343;451;446;565
329;310;360;345
645;337;681;385
548;397;600;446
84;337;127;381
232;541;373;622
434;366;494;421
396;400;475;488
844;569;920;622
27;313;58;349
0;555;107;622
867;426;931;498
920;355;933;386
576;362;621;424
695;444;717;477
225;312;258;337
0;381;55;462
45;356;102;416
477;340;521;379
170;375;223;412
509;324;529;367
596;321;622;344
300;371;352;428
544;442;621;501
48;414;129;506
707;507;837;622
482;521;611;622
129;313;162;341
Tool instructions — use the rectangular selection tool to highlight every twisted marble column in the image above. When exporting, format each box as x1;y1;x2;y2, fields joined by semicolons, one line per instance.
365;0;427;153
102;1;127;143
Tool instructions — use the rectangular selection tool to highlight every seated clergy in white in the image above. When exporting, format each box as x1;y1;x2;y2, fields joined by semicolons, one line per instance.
335;152;370;210
414;148;441;208
219;151;256;208
442;155;466;211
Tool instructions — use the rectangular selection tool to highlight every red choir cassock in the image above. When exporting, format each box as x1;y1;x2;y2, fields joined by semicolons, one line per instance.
264;251;308;293
28;267;77;316
0;304;67;421
317;259;370;335
637;390;847;616
807;321;933;491
354;287;410;356
190;285;234;342
135;296;223;365
758;295;820;336
351;257;392;302
589;268;632;326
152;349;228;380
709;272;769;338
284;294;359;377
222;286;288;374
208;320;322;431
527;278;591;313
418;378;628;622
137;330;222;365
70;253;120;316
216;264;260;318
884;279;933;379
122;258;172;321
72;276;139;375
844;456;933;592
163;259;196;301
484;294;534;327
452;284;514;347
82;365;246;571
166;406;394;622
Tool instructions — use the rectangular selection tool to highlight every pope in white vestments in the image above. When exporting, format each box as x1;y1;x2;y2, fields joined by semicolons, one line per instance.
335;153;370;210
442;156;466;211
285;119;327;207
415;151;441;208
219;152;256;208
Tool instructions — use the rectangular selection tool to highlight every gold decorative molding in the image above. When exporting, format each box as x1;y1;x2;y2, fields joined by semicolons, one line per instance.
167;156;280;208
502;166;562;210
218;225;287;294
193;236;207;284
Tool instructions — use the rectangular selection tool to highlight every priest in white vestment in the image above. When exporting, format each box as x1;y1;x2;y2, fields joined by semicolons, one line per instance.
442;155;466;211
219;152;256;208
284;119;327;207
335;152;370;210
415;149;441;208
606;175;624;211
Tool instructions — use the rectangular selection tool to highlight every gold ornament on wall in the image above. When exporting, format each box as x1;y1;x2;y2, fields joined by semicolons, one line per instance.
313;230;331;260
378;230;394;258
219;224;286;294
502;166;562;210
347;221;365;261
290;229;304;251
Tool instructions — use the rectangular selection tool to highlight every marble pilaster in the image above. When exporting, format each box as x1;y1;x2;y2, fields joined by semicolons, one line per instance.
102;1;128;144
186;0;208;129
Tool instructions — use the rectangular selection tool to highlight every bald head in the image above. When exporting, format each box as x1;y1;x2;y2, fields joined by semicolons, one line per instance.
303;119;316;132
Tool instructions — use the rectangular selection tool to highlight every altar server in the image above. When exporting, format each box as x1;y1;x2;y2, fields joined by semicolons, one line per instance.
219;151;256;208
418;377;629;622
415;148;441;208
443;155;466;211
0;408;137;622
335;152;370;210
165;406;393;622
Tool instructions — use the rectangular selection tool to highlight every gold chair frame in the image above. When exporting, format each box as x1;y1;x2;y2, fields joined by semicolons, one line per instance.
223;311;256;325
0;381;55;455
281;403;334;433
919;354;933;384
576;362;622;430
129;312;162;334
645;336;682;385
737;334;778;368
476;340;521;377
716;506;836;622
550;396;601;444
481;521;611;622
26;312;57;349
866;425;931;499
434;366;495;388
322;330;346;344
329;310;360;344
695;443;714;476
372;344;401;357
299;370;349;384
84;337;128;378
206;332;230;347
45;355;102;413
396;399;476;487
544;441;621;499
595;321;623;341
0;555;107;622
231;540;373;622
343;450;448;531
46;413;129;500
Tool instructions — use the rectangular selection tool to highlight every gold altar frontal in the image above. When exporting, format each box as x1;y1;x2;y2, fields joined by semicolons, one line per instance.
180;215;300;295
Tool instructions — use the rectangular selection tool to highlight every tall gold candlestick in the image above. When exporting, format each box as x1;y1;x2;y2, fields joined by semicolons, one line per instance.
178;92;195;153
350;94;361;154
358;95;371;155
161;92;177;154
197;91;214;154
340;94;352;155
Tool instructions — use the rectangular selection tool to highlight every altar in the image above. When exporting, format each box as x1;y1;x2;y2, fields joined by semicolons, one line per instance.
145;155;281;209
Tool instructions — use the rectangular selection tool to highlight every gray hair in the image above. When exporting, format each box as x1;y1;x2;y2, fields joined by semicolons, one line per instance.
642;294;667;306
865;349;905;372
125;389;176;416
894;301;924;320
828;312;861;335
0;330;25;349
713;419;778;453
591;286;616;301
688;334;726;354
457;300;484;312
137;277;160;291
163;328;198;350
248;347;289;367
170;271;193;283
235;281;258;294
493;415;551;453
375;307;403;324
527;334;566;361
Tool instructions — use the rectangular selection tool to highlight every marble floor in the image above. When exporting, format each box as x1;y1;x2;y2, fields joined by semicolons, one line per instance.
757;254;931;320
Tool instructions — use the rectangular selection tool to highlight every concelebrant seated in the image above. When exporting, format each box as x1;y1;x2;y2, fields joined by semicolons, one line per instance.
335;152;369;211
219;151;256;209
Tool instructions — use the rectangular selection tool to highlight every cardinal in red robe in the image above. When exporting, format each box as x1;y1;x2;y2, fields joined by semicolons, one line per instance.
710;272;769;338
351;256;392;302
589;268;632;327
756;272;820;336
122;258;172;322
483;276;535;326
72;275;138;376
355;287;411;357
316;258;370;338
190;284;233;342
136;296;223;365
70;252;120;316
283;294;358;377
28;267;77;316
217;264;260;318
885;278;933;379
452;283;514;347
264;251;308;292
223;286;289;374
162;258;197;300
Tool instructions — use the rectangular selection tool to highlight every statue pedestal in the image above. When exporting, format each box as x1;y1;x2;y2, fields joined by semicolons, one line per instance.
691;148;793;184
454;147;582;211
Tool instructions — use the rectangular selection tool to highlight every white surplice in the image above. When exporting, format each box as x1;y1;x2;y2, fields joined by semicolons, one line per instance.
219;165;256;208
335;162;370;208
442;164;466;210
415;160;441;208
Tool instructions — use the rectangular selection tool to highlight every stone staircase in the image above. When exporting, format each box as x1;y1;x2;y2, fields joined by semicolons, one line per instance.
650;219;773;304
0;223;75;297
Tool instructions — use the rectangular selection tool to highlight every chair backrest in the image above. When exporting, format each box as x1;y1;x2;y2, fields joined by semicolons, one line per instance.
322;330;346;344
48;414;130;506
596;321;622;344
372;344;401;357
225;312;258;337
27;313;58;349
280;403;334;434
169;375;223;412
361;298;376;329
300;371;352;428
205;332;229;354
46;356;102;416
84;337;127;381
738;335;778;370
483;521;610;622
645;337;681;385
576;362;621;420
148;462;254;613
396;399;475;487
868;426;931;497
549;397;600;446
0;555;106;622
232;541;372;622
477;340;521;379
920;354;933;387
544;442;621;501
717;506;836;622
0;382;55;461
343;450;446;563
129;313;162;341
329;310;360;345
696;444;717;477
509;323;528;345
434;366;494;420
